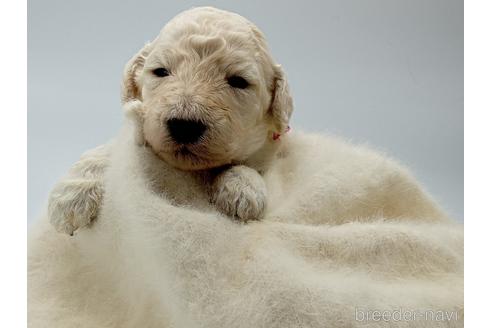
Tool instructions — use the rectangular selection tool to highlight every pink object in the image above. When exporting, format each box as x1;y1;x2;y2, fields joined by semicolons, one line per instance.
273;126;291;141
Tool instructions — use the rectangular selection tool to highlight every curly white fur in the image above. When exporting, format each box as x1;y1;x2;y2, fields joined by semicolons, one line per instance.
29;120;463;327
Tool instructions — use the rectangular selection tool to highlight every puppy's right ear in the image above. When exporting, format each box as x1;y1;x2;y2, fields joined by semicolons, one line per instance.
121;42;154;104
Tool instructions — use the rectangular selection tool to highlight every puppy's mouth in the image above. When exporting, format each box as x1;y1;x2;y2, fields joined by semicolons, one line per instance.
175;145;201;160
170;142;234;170
165;144;215;170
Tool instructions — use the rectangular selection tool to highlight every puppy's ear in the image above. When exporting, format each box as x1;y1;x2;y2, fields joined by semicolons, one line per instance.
269;65;294;134
121;42;154;104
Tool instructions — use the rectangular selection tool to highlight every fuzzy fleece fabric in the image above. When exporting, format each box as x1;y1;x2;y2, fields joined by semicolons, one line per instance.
28;120;463;328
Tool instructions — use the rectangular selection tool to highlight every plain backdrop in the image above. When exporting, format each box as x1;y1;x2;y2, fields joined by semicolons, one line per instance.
28;0;463;223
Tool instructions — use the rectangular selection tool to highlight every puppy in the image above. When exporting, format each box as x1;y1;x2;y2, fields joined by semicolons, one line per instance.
48;7;293;235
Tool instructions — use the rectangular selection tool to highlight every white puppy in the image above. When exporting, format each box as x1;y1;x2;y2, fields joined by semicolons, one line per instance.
49;7;293;235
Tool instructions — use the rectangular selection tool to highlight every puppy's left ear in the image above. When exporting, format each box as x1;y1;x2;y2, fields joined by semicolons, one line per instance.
269;65;294;134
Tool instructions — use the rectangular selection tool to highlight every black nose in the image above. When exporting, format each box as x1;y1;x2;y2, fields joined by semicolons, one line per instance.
166;118;207;144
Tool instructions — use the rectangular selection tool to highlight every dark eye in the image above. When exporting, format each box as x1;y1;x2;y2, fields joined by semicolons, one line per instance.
152;68;169;77
227;75;249;89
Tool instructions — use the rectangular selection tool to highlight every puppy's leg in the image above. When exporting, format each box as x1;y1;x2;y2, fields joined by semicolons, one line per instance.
48;144;109;235
211;165;267;222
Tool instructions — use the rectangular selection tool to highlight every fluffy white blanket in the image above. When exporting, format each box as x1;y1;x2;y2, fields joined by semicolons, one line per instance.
28;121;463;327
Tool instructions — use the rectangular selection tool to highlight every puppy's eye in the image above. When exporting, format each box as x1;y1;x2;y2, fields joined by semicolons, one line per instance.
152;68;170;77
227;75;249;89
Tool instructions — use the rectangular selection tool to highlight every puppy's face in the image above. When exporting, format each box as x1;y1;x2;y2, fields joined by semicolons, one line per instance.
140;33;271;170
124;7;293;171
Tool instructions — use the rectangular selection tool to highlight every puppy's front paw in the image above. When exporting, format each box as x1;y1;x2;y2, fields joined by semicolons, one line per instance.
48;179;103;235
211;166;267;222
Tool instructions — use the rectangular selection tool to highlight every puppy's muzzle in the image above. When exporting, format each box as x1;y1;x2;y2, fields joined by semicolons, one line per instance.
166;118;207;144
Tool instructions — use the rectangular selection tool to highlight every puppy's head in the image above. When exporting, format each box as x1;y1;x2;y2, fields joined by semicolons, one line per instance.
123;7;293;171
